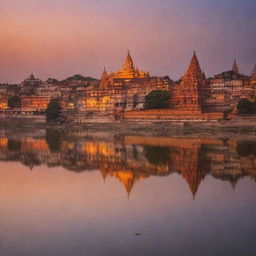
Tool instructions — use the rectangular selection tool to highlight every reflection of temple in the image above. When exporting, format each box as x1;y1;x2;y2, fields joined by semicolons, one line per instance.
171;146;208;198
0;131;256;198
101;169;147;197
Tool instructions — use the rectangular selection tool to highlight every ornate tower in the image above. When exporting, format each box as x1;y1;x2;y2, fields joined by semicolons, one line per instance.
99;67;109;89
251;64;256;81
29;74;36;80
174;51;207;112
182;51;204;82
232;60;239;73
108;50;150;79
122;50;135;73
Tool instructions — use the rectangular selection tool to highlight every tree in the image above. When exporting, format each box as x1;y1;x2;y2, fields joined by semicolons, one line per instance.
253;102;256;113
144;90;171;110
46;78;59;84
8;95;21;109
65;74;97;82
8;139;21;152
236;141;256;157
144;145;171;165
46;129;63;152
46;98;62;122
237;99;253;114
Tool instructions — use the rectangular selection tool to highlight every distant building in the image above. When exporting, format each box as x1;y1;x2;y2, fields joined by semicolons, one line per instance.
209;61;255;113
0;51;255;120
22;74;42;87
251;64;256;81
81;51;168;114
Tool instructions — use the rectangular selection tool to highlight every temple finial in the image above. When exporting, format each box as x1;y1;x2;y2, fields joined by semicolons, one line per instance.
232;59;239;73
123;50;134;71
183;51;202;77
251;64;256;81
101;66;107;77
99;67;108;89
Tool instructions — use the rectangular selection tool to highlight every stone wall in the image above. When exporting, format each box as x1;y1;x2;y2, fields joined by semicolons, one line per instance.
124;109;224;121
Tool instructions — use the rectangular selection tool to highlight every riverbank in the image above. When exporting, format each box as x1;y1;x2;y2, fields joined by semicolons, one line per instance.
1;115;256;139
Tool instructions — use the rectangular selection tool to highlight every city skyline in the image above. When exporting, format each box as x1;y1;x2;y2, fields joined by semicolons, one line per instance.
0;0;256;83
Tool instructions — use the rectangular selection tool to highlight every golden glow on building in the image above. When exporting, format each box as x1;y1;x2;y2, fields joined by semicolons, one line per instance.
0;138;8;147
108;51;150;80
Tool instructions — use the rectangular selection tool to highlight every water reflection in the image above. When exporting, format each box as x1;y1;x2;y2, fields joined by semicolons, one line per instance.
0;129;255;198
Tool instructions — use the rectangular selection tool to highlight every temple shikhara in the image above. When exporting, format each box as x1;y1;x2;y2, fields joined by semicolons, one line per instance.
0;50;256;122
172;51;208;112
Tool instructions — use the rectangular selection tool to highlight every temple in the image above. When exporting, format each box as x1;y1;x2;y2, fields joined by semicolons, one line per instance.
109;50;149;79
232;60;239;73
0;49;255;122
172;51;208;112
99;51;150;90
22;74;42;87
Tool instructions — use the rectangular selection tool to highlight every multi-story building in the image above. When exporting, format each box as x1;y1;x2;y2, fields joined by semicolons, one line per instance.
80;51;170;114
0;51;255;120
208;61;255;113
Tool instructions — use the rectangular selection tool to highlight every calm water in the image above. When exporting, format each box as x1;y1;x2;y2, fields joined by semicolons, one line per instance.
0;129;256;256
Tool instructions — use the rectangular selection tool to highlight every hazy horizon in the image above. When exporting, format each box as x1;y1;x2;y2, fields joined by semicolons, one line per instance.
0;0;255;83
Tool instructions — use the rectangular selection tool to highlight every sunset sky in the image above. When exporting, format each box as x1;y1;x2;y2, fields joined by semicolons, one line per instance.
0;0;255;83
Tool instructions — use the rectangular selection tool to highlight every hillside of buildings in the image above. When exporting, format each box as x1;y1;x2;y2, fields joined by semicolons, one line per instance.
0;51;256;126
64;74;98;82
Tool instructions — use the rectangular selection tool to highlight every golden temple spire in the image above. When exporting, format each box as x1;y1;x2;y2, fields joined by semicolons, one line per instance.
122;50;135;72
108;50;150;79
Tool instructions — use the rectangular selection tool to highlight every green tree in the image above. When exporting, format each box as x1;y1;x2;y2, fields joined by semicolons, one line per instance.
144;90;170;110
237;99;254;114
8;95;21;109
46;98;62;122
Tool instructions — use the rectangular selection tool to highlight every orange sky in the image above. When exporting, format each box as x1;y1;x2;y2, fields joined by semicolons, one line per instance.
0;0;255;83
